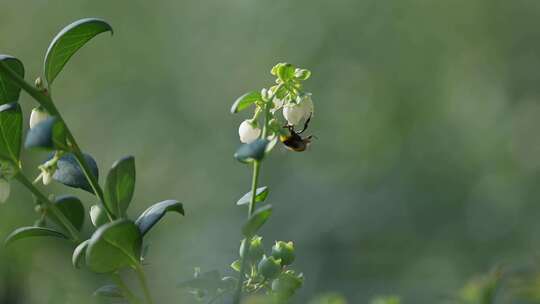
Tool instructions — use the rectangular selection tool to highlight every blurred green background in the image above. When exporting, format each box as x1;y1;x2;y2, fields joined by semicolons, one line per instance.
2;0;540;303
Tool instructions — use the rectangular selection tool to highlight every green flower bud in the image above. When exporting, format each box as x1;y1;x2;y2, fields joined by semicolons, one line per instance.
271;271;304;299
34;204;44;213
258;255;281;280
240;236;264;263
271;241;296;266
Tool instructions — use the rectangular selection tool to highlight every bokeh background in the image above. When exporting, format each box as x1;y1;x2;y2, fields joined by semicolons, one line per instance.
2;0;540;303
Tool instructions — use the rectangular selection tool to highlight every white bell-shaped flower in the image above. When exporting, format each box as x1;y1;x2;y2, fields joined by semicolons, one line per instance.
238;120;261;143
283;94;314;126
0;178;10;203
29;106;51;129
283;103;304;126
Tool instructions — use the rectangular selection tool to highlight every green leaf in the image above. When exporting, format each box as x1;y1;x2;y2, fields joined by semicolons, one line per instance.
104;156;135;217
5;226;68;246
24;117;67;150
234;139;268;163
72;239;89;268
44;18;113;85
52;153;99;193
135;200;184;236
90;204;109;228
93;285;123;299
230;91;262;114
86;219;142;273
0;103;22;164
236;186;269;206
50;195;85;231
242;205;272;237
230;260;241;272
0;55;24;104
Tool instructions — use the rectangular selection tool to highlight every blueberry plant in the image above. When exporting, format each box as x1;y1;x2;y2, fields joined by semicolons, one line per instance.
179;63;314;304
0;18;185;304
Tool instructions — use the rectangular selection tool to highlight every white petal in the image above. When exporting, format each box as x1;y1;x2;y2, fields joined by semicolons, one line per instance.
0;178;10;203
29;107;51;129
238;120;261;143
300;95;314;120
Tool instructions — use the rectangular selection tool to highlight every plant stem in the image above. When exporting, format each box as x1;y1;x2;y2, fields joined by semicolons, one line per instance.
0;61;115;220
134;265;154;304
232;98;272;304
112;272;143;304
15;172;81;242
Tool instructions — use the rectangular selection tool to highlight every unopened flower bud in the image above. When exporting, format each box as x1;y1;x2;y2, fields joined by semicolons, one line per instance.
239;120;261;143
240;236;264;263
29;106;51;129
34;77;43;89
0;178;10;203
271;241;295;266
258;255;281;280
42;171;53;185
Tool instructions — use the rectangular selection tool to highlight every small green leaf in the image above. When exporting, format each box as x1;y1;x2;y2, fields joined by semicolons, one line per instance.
236;186;269;206
234;139;268;163
50;195;85;231
0;55;24;104
86;219;142;273
52;153;99;193
24;117;67;150
135;200;184;236
5;226;68;246
230;91;262;114
230;260;241;272
44;18;113;85
0;103;22;164
104;156;135;217
242;205;272;237
90;204;109;228
72;239;89;268
93;285;123;299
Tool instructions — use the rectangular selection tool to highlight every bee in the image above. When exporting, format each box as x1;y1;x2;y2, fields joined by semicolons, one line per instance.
279;115;314;152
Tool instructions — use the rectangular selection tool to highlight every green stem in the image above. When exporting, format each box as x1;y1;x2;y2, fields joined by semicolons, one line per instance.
15;172;81;242
134;265;154;304
232;97;273;304
112;272;143;304
0;61;115;221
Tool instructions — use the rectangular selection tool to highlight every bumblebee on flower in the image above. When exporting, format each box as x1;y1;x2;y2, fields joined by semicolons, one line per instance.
234;63;315;152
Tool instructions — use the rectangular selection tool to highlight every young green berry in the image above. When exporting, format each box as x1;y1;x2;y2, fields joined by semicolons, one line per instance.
258;255;282;280
0;178;10;203
271;241;296;266
29;106;51;129
271;271;304;299
239;120;261;143
240;236;264;263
